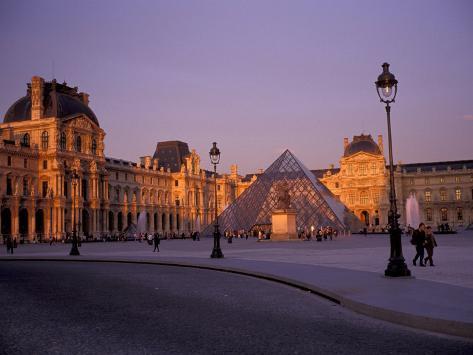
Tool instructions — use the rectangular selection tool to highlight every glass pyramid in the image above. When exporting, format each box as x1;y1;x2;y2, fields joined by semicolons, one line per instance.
203;150;360;236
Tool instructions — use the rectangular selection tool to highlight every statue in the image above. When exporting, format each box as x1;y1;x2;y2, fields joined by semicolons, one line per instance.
276;182;291;210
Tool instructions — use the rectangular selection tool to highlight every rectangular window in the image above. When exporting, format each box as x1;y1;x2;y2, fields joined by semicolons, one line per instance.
425;208;432;222
360;192;369;204
425;177;430;185
43;160;48;169
409;178;415;185
24;159;27;169
457;207;463;221
371;163;377;175
373;192;380;204
217;185;221;191
175;180;179;187
116;172;119;180
125;173;128;181
6;177;12;195
440;177;445;184
455;188;461;201
359;164;367;176
348;193;355;205
7;156;11;166
424;191;431;202
440;190;447;201
64;180;68;198
440;208;448;221
42;181;48;198
455;176;460;183
23;177;28;196
82;179;88;201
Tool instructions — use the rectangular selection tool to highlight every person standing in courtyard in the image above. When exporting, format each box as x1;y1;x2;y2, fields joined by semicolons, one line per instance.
153;233;160;252
412;223;426;266
424;226;438;266
6;236;13;254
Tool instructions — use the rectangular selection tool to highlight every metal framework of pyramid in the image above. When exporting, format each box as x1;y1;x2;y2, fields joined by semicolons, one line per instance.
203;150;360;236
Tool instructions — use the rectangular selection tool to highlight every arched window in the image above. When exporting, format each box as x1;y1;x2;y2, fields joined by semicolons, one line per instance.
41;131;49;149
91;139;97;155
76;135;82;152
22;133;30;146
60;132;66;150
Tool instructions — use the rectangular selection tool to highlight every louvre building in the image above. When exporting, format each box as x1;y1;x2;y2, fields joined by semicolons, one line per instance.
1;77;472;242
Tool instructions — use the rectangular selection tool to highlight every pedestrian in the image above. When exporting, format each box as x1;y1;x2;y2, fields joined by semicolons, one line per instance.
153;233;160;252
423;226;438;266
6;237;13;254
412;223;426;267
49;235;54;246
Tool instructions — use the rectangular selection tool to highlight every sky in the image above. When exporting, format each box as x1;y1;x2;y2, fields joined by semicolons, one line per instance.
0;0;472;175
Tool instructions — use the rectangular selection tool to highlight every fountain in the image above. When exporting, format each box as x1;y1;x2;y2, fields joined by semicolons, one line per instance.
137;211;147;234
405;193;420;229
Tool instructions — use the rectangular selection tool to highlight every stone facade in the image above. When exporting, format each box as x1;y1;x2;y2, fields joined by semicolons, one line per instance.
0;77;246;242
316;134;473;230
1;77;471;242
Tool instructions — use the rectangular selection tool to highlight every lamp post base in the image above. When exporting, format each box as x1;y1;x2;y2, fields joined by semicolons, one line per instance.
385;257;411;277
210;247;224;258
69;245;80;256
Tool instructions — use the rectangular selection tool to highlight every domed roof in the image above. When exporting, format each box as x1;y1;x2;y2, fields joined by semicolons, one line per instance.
3;79;99;127
344;134;381;157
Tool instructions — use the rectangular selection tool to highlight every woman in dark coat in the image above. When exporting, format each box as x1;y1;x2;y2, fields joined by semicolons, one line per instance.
424;226;437;266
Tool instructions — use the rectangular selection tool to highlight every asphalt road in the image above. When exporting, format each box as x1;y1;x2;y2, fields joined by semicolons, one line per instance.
0;261;471;355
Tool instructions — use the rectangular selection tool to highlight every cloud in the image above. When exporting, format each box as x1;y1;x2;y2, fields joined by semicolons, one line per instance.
463;114;473;121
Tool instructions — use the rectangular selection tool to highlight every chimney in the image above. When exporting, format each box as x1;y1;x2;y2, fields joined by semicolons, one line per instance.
343;137;349;149
31;76;44;120
80;92;89;106
378;135;384;154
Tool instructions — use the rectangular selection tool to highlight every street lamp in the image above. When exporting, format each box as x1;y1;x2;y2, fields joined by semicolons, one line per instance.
209;142;223;258
70;170;80;256
375;62;410;277
49;188;54;243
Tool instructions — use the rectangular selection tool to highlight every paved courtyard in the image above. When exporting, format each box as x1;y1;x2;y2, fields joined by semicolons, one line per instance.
1;261;472;355
2;231;473;339
6;231;473;288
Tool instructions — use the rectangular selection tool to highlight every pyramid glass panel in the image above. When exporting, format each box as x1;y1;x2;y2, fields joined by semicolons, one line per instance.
203;150;360;236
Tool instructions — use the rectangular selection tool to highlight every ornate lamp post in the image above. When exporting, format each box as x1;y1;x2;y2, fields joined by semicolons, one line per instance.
49;188;54;242
375;62;410;277
209;142;223;258
70;170;80;256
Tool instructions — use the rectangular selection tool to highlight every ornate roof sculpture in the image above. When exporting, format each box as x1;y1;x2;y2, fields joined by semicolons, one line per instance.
202;150;360;236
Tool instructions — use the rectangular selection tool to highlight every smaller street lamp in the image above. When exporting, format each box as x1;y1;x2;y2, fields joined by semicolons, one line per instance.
375;62;410;277
210;142;223;258
70;170;80;256
49;188;54;243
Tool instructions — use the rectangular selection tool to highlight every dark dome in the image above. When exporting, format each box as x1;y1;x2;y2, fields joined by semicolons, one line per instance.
344;134;381;157
3;79;99;127
4;96;31;123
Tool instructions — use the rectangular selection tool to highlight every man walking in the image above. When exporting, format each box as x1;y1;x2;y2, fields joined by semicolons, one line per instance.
412;223;426;267
153;233;160;252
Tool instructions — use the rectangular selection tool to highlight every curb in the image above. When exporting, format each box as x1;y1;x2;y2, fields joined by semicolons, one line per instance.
1;256;472;339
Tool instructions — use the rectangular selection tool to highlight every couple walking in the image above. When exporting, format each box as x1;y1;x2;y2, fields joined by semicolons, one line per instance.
412;223;438;267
